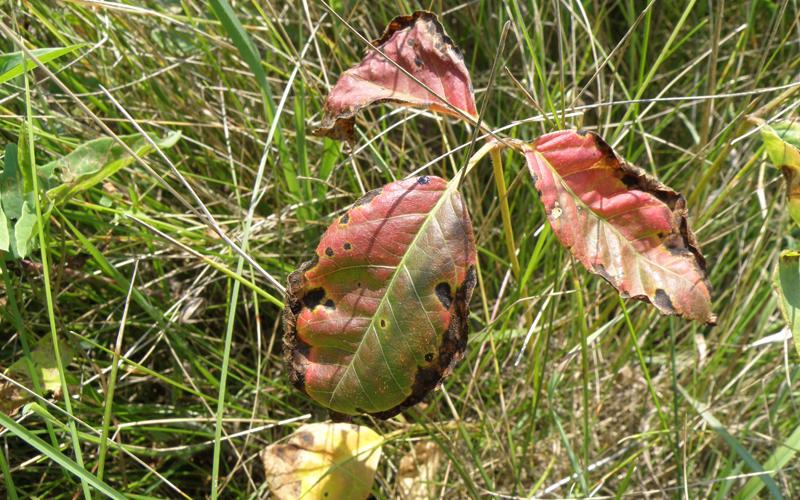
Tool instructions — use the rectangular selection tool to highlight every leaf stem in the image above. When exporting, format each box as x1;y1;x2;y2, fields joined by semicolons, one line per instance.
22;48;92;500
490;148;521;279
97;260;138;482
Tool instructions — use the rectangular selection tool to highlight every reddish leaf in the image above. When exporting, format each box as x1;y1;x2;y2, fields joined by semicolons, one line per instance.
314;11;478;143
283;176;477;417
523;130;715;324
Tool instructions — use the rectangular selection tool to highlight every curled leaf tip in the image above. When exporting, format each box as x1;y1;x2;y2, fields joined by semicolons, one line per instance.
313;11;478;143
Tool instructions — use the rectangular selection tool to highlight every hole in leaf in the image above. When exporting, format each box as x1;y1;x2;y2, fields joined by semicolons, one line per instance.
435;282;452;309
302;288;325;310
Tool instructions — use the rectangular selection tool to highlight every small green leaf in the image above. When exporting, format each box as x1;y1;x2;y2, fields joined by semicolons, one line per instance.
756;119;800;226
41;131;181;205
0;45;83;84
13;200;37;259
777;250;800;358
17;123;34;194
1;144;24;218
0;205;9;252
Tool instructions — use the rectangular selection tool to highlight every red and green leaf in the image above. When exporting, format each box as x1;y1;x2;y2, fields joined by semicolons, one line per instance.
283;176;477;417
313;11;477;143
522;130;715;324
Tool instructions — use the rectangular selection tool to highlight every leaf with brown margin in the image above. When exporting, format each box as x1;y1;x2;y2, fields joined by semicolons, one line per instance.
261;422;382;500
283;175;477;418
754;118;800;226
522;130;715;324
313;11;477;143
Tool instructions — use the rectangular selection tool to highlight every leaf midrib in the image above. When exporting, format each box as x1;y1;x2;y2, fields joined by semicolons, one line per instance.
327;180;458;409
536;150;701;287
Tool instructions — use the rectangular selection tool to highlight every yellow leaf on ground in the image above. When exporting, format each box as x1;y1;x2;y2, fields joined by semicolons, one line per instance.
261;422;382;500
1;335;74;416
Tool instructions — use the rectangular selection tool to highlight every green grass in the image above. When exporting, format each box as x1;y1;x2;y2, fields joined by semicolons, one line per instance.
1;0;799;498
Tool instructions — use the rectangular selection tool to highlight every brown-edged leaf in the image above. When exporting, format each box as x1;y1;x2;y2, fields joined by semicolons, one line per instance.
314;11;477;143
283;175;477;418
754;118;800;226
262;422;382;500
522;130;715;324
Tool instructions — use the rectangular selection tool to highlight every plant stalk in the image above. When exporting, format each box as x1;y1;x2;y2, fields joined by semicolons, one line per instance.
490;148;521;279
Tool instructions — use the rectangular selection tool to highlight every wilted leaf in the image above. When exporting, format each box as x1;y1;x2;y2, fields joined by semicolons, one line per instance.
778;250;800;357
314;11;477;143
755;118;800;226
396;441;442;499
284;175;477;417
0;45;83;84
522;130;715;324
40;131;182;205
262;422;382;500
1;335;74;416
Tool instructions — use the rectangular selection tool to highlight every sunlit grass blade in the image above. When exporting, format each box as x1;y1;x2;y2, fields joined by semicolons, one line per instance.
0;45;82;84
0;413;124;499
679;386;784;500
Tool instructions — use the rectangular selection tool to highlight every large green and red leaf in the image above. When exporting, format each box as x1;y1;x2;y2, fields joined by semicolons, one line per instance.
522;130;715;324
283;176;477;417
314;11;477;142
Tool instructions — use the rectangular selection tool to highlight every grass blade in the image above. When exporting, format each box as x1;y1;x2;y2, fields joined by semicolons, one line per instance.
679;386;784;500
736;423;800;500
0;413;124;499
0;45;82;84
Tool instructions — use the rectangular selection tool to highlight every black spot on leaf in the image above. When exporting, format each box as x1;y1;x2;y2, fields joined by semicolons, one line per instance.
344;242;352;250
325;247;334;257
417;175;430;185
340;213;349;224
653;289;675;313
424;353;434;362
353;187;382;207
324;299;335;309
380;319;387;328
414;57;424;68
435;282;453;309
302;288;325;309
